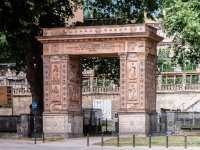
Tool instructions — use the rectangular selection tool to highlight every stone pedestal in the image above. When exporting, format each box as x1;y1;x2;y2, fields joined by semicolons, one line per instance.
119;113;149;136
43;113;83;138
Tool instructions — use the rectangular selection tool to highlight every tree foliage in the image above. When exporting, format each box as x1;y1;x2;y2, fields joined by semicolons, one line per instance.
162;0;200;65
79;0;163;83
0;0;81;114
0;0;162;114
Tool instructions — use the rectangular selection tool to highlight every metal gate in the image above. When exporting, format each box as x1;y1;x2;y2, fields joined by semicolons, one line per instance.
149;113;167;136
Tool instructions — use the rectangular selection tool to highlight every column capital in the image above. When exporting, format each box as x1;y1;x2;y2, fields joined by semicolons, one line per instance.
118;52;127;59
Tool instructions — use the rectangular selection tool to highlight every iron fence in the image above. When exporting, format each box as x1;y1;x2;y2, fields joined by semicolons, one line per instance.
0;115;20;132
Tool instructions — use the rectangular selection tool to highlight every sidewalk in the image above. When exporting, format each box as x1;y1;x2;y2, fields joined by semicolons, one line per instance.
0;136;200;150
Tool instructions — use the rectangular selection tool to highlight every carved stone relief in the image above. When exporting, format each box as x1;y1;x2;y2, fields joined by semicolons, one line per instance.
69;105;81;112
118;53;127;109
128;61;137;79
60;55;69;60
62;85;67;110
43;63;49;110
51;119;60;130
137;52;147;59
119;115;145;133
128;53;138;59
50;55;60;61
95;28;102;34
51;44;60;54
128;42;136;52
51;85;60;102
139;60;145;109
69;85;80;103
51;64;60;82
68;63;80;84
128;83;137;101
43;44;49;54
42;56;50;62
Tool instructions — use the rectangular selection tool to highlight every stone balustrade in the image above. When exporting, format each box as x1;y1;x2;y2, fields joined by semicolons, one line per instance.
82;86;120;93
11;83;200;96
157;83;200;92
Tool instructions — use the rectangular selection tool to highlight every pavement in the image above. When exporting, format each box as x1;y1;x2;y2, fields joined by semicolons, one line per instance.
0;136;200;150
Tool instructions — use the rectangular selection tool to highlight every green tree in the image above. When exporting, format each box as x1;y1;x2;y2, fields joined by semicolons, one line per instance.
79;0;163;84
162;0;200;65
0;0;81;114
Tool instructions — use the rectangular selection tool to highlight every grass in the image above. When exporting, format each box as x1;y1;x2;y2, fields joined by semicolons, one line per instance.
94;136;200;147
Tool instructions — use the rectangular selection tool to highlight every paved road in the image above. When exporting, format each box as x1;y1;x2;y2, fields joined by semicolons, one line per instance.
0;136;200;150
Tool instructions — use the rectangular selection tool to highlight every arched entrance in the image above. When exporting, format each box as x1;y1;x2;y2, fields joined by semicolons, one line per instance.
36;24;163;138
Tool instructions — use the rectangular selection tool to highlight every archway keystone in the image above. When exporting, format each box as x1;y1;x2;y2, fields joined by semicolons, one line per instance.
36;24;163;137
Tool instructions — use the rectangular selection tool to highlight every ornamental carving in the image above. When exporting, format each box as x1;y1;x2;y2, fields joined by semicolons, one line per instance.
128;42;136;51
50;104;62;111
95;28;102;34
44;64;49;109
68;63;80;83
42;56;50;62
128;53;138;59
51;85;60;102
137;52;147;59
69;85;80;102
43;44;49;51
62;85;67;110
119;53;127;109
139;60;145;108
50;56;60;61
69;105;81;112
52;44;59;53
52;64;60;82
139;42;144;47
118;52;127;60
62;63;67;84
128;62;137;79
127;103;138;109
130;26;136;32
60;55;69;60
129;83;137;101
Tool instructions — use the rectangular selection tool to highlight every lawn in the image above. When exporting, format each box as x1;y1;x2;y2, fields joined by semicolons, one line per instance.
94;136;200;147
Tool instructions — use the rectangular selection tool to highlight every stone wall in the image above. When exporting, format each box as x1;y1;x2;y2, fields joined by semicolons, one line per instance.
82;92;120;119
0;94;32;116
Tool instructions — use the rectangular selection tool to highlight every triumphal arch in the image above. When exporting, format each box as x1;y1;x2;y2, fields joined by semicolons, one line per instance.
36;24;163;137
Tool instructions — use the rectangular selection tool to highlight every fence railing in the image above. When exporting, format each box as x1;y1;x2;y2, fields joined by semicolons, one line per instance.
0;115;21;132
157;83;200;92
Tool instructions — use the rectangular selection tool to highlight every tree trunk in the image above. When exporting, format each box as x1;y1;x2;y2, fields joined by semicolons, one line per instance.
25;36;43;115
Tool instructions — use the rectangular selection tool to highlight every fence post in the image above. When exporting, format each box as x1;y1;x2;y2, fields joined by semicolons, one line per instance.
117;133;119;147
87;134;89;146
106;118;107;132
90;118;92;134
43;132;45;143
184;135;187;149
34;117;36;144
149;135;151;148
166;135;168;148
101;134;104;146
99;118;101;133
133;135;135;147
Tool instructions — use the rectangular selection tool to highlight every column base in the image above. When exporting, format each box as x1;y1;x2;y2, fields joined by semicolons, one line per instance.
118;112;149;136
43;113;84;138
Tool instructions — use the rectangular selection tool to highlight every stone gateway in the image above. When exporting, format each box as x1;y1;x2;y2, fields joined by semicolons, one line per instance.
36;24;163;137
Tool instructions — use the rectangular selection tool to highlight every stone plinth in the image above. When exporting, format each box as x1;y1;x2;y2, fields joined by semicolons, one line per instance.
119;113;149;136
43;113;83;138
36;24;163;137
